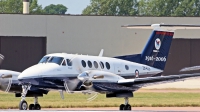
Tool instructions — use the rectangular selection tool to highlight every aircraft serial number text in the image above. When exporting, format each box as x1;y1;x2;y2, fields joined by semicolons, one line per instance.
145;56;166;62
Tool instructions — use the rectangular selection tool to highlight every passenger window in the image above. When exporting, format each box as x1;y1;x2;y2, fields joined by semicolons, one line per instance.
125;65;129;70
88;61;92;68
105;62;110;70
100;61;104;69
82;60;86;68
62;60;66;66
94;61;98;68
66;59;72;66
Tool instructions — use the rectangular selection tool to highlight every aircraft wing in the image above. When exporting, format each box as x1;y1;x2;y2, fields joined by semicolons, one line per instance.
118;73;200;87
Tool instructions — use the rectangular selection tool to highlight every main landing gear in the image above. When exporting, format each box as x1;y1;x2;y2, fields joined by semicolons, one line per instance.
119;97;131;110
28;97;41;110
19;84;41;110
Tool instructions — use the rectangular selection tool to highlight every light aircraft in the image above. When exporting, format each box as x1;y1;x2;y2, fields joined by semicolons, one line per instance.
3;24;200;110
16;24;200;110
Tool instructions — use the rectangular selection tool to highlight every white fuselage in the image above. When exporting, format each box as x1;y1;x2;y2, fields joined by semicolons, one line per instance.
18;53;162;80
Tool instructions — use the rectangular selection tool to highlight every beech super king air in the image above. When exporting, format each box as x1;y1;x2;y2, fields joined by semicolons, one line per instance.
11;24;200;110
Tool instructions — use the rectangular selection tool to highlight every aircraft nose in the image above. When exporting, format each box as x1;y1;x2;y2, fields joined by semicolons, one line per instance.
18;63;59;80
18;65;44;80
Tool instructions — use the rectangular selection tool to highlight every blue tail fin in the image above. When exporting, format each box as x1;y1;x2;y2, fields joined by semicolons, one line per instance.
114;30;174;70
140;30;174;70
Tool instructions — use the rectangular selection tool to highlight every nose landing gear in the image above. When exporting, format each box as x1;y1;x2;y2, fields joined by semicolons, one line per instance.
119;97;131;110
19;84;31;110
19;84;41;110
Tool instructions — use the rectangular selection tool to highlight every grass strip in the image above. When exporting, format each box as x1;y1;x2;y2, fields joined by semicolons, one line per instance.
0;90;200;109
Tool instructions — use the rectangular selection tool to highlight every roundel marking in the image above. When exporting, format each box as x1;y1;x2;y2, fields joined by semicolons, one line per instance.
135;69;139;78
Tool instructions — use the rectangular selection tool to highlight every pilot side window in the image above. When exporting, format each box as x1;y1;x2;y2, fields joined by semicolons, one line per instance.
105;62;110;70
66;59;72;66
39;56;50;63
82;60;86;68
48;57;64;65
88;61;92;68
100;61;104;69
94;61;98;68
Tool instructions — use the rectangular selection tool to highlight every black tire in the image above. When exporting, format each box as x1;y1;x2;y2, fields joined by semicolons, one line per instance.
19;100;28;110
125;104;131;110
29;104;35;110
34;104;41;110
119;104;125;110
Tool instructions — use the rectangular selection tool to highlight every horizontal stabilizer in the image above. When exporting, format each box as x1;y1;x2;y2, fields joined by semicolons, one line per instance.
118;73;200;87
122;24;200;31
180;66;200;72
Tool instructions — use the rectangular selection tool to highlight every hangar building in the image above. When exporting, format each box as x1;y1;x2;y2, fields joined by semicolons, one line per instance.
0;14;200;75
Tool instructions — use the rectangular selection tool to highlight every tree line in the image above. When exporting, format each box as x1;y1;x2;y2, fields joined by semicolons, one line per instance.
82;0;200;16
1;0;200;16
0;0;67;14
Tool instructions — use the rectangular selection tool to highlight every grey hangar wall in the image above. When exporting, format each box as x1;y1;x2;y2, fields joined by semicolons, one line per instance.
0;14;200;74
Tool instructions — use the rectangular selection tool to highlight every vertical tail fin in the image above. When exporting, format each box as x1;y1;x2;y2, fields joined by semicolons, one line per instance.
140;30;174;70
115;24;200;70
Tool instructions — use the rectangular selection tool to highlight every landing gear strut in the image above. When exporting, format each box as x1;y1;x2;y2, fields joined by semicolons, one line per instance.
119;97;131;110
19;84;41;110
19;84;31;110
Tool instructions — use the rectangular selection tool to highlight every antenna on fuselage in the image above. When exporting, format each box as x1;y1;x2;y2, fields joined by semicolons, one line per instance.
98;49;104;57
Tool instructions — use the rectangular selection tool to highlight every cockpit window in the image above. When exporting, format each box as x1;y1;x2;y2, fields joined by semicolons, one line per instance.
48;56;64;65
39;56;50;63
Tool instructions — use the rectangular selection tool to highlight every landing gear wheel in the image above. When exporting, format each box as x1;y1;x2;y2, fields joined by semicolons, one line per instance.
19;100;28;110
125;104;131;110
34;104;41;110
119;104;125;110
29;104;35;110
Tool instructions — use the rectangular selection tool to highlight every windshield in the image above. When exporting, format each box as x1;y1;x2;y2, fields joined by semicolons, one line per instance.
48;56;64;65
38;56;50;63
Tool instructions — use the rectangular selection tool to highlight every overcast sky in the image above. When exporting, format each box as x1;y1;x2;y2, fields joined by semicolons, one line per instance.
38;0;90;14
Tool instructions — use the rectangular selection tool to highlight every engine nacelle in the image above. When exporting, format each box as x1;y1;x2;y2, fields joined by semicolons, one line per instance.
0;70;21;93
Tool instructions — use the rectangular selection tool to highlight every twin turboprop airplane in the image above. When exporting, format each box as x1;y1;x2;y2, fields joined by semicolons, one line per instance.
1;24;200;111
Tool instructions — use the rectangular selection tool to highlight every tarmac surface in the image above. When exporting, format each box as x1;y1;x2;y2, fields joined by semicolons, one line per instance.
1;107;200;112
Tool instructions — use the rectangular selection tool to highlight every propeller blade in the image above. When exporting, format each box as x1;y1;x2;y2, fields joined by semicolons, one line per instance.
92;75;104;79
0;54;5;65
64;79;82;93
1;74;12;78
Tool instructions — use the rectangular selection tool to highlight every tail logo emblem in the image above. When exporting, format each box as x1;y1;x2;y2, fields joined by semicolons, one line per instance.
155;38;161;51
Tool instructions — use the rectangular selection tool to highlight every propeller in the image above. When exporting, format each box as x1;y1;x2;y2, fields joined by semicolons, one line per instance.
77;71;106;101
0;54;13;79
63;78;82;93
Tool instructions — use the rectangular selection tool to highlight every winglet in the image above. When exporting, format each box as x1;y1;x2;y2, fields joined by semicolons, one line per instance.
98;49;104;57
